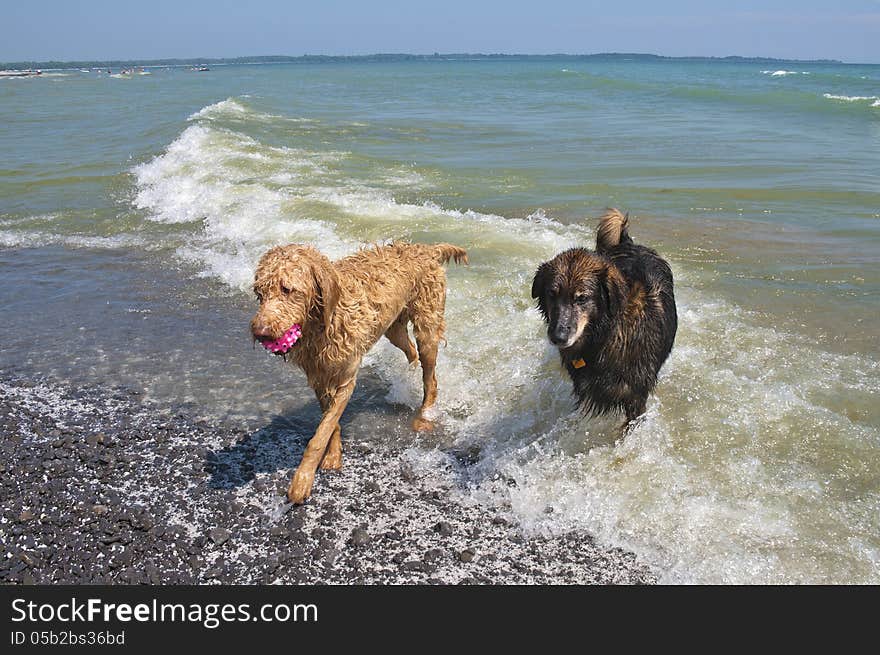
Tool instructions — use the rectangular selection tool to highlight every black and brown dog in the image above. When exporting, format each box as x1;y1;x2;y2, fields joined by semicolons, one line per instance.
531;209;677;426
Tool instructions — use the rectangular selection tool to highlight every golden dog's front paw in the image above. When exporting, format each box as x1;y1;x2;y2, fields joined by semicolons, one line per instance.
319;450;342;470
411;416;435;432
287;470;315;504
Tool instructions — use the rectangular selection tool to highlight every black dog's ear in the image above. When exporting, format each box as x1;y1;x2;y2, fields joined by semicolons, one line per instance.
599;264;621;316
531;261;552;318
531;262;549;298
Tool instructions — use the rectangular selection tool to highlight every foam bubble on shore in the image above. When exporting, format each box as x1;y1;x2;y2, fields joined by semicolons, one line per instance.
0;379;130;441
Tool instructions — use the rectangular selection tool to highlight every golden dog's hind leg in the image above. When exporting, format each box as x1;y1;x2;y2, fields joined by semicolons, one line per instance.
288;377;356;504
412;335;439;432
384;313;418;365
410;271;446;433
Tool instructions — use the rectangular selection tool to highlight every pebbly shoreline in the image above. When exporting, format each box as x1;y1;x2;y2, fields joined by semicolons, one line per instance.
0;374;654;585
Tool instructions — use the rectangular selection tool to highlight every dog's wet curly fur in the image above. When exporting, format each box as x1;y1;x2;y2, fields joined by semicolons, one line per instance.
251;241;467;503
532;209;677;425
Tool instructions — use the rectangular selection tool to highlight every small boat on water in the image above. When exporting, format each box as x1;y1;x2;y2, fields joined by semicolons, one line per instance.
0;69;42;78
191;65;210;72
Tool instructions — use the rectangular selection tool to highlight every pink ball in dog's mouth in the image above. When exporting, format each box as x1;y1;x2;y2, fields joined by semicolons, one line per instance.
261;324;302;354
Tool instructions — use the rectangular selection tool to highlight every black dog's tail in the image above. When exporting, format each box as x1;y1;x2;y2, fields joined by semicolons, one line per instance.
596;208;633;254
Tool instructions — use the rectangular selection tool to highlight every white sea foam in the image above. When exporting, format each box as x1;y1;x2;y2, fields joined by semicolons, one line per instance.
0;230;147;250
0;212;61;227
762;70;809;77
188;96;317;124
823;93;880;105
188;98;250;120
131;115;880;583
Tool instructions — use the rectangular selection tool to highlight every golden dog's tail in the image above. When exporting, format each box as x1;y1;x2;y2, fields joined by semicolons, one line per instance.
433;243;469;266
596;208;632;254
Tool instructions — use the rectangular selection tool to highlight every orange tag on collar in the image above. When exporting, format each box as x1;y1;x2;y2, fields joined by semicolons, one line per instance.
572;358;586;369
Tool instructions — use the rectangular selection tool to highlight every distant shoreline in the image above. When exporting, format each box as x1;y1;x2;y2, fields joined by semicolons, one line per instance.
0;52;850;71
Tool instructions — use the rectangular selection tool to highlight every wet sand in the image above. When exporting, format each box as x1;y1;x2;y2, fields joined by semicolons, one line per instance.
0;374;653;585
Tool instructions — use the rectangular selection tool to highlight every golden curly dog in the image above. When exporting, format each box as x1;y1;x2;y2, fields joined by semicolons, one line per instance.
250;241;467;504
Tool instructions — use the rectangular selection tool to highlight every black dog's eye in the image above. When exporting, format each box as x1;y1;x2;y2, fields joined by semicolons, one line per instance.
549;287;559;297
574;293;589;304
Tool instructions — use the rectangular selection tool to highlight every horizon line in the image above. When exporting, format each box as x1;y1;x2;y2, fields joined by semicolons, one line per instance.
2;51;865;68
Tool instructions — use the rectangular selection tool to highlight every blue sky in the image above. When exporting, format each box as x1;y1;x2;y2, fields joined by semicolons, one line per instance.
3;0;879;63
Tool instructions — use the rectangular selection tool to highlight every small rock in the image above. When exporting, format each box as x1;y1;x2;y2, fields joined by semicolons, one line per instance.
269;526;289;538
92;505;109;516
20;551;41;568
350;528;370;547
433;521;453;537
323;548;340;565
209;527;231;546
18;509;34;522
287;546;307;560
400;461;417;482
424;548;444;563
459;549;476;563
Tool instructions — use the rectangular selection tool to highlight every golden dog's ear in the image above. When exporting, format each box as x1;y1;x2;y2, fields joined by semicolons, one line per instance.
311;259;340;327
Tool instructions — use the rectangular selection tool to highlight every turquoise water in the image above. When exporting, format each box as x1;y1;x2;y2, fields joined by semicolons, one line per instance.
1;57;879;583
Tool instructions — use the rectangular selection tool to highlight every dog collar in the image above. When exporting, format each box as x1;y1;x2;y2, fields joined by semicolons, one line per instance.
572;358;586;369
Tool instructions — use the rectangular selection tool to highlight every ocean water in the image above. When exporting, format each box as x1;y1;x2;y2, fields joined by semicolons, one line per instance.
1;56;878;583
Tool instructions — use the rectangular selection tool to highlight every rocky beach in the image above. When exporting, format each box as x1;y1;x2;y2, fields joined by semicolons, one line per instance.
0;375;654;585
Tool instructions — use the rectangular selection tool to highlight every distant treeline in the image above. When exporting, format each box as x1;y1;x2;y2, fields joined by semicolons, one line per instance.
1;52;844;70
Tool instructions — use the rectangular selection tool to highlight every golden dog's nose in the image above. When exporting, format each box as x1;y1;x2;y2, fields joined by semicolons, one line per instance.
251;322;275;340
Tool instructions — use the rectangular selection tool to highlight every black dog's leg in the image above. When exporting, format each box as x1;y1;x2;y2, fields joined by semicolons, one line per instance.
621;396;648;434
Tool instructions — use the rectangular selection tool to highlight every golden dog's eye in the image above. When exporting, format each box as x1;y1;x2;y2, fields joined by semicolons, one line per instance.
280;284;291;294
